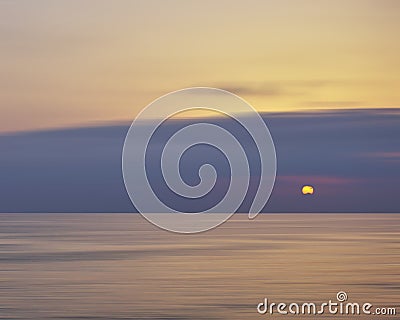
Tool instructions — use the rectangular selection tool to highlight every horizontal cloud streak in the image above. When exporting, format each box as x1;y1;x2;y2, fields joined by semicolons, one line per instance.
212;80;356;98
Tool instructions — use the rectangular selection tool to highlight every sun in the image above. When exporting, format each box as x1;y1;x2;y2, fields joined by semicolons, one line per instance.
302;185;314;195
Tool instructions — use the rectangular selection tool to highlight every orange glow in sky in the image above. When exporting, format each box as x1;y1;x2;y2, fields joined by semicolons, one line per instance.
1;1;399;132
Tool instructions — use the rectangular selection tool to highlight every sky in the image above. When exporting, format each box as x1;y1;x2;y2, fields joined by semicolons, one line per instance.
0;1;399;213
1;0;400;132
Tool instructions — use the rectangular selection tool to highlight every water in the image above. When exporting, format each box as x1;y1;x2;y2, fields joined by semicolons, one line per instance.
0;214;399;319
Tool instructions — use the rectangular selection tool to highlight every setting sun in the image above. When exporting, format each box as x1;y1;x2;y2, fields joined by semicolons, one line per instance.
302;185;314;195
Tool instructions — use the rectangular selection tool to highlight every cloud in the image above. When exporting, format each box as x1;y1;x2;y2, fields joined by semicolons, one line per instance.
362;151;400;162
279;175;360;185
0;108;399;213
211;79;354;98
216;84;285;97
300;101;365;108
365;151;400;158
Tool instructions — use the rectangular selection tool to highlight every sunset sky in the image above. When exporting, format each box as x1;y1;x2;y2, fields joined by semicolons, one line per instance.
0;1;399;213
1;0;400;132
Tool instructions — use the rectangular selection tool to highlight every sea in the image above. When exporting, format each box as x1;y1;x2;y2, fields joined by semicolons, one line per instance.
0;213;399;319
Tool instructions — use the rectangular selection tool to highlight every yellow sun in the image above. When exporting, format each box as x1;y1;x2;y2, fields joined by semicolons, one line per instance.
302;185;314;195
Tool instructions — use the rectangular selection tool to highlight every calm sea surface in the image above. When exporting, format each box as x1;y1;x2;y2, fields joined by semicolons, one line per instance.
0;214;399;319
